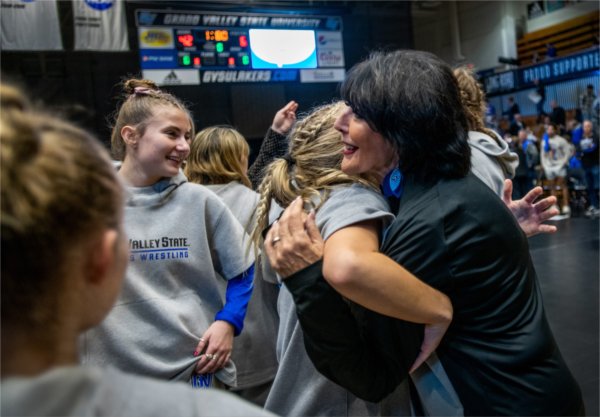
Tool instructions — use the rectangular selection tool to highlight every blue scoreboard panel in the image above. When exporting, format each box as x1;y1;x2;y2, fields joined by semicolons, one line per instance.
136;9;345;85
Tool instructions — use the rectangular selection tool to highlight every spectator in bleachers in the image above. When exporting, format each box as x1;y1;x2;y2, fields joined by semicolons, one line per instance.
593;94;600;129
526;126;539;143
578;120;600;218
580;84;597;123
509;113;525;136
545;43;557;59
550;100;566;133
513;129;540;200
503;96;520;122
541;123;573;216
566;119;585;181
484;102;497;130
534;79;546;120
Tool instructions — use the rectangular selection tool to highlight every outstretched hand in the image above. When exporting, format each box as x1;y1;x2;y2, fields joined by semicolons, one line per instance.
502;179;558;237
271;100;299;135
264;197;324;278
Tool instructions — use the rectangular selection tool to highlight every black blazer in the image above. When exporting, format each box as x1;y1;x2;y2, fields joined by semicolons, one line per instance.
286;173;583;416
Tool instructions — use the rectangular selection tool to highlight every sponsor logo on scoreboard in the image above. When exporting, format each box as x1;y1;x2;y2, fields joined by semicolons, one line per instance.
318;50;344;67
300;69;345;83
142;69;200;86
316;31;343;50
140;49;177;69
138;27;174;49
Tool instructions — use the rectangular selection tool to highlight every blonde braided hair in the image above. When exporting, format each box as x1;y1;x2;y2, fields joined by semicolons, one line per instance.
250;101;378;250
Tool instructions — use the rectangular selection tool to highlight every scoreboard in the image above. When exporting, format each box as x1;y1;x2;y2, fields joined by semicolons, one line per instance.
136;9;345;85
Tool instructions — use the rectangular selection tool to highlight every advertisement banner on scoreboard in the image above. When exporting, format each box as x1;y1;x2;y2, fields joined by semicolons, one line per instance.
318;50;345;67
316;31;343;50
142;69;200;86
300;69;345;83
138;27;175;49
140;49;178;69
1;0;63;50
73;0;129;51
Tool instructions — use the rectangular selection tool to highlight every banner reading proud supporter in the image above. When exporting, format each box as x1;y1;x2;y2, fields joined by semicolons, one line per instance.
1;0;63;51
73;0;128;51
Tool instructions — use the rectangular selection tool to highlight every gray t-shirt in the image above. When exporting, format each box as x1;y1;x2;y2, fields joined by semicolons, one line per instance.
81;172;254;385
205;182;280;389
264;184;395;416
1;366;277;417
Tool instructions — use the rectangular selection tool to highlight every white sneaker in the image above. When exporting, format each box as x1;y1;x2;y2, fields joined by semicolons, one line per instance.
585;206;600;218
562;205;571;216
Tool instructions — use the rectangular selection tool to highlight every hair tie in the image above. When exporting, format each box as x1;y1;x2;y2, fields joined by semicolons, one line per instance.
282;154;295;165
133;87;153;97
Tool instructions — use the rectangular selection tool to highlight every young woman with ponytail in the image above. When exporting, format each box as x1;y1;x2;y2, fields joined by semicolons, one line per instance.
0;83;274;417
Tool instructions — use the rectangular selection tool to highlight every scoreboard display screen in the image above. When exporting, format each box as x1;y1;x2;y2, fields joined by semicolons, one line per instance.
136;9;345;85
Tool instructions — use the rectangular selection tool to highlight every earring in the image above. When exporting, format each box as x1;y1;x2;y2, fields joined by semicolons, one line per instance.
381;167;404;198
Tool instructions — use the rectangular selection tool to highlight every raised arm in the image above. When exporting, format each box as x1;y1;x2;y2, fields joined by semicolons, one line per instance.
248;100;298;189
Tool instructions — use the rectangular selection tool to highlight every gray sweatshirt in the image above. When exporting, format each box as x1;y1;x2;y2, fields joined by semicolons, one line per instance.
1;366;277;417
205;182;280;390
82;172;253;386
468;130;519;196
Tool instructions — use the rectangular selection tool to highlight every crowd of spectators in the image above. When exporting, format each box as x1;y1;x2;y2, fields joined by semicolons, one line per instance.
494;86;599;217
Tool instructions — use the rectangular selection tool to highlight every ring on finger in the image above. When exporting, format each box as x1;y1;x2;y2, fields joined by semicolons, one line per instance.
205;353;214;360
